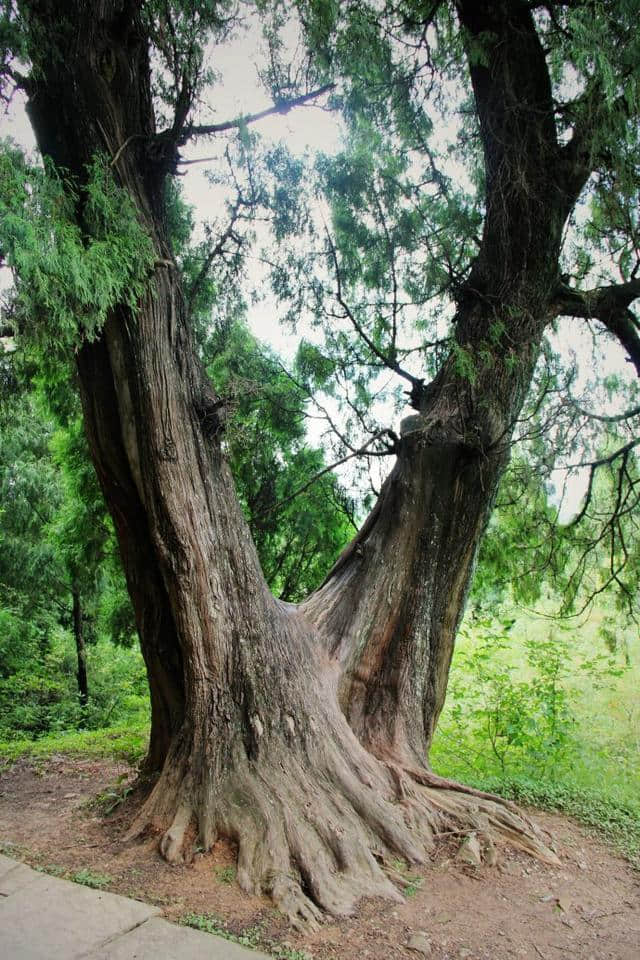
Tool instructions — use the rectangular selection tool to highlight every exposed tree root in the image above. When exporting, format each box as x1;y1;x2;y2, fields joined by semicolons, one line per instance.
124;712;559;930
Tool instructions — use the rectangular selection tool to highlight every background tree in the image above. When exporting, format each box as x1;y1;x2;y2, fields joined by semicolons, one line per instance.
1;0;639;927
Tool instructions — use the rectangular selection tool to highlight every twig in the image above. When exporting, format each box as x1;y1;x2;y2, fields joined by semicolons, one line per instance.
254;430;396;518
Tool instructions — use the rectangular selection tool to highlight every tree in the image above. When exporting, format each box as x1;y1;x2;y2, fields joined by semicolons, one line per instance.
1;0;639;926
0;378;120;721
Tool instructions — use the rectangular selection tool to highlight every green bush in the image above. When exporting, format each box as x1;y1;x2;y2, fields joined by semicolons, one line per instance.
0;624;149;741
431;608;640;863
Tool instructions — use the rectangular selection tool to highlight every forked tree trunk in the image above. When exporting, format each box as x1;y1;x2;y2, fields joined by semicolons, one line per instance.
21;0;578;925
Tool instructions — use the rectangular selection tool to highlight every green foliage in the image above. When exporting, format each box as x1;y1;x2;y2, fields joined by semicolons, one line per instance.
0;377;142;740
0;723;148;770
204;318;354;600
432;604;640;863
0;625;149;741
180;912;312;959
70;869;112;890
0;146;154;353
444;617;576;777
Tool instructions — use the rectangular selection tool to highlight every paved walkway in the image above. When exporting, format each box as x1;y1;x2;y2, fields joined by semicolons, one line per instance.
0;854;269;959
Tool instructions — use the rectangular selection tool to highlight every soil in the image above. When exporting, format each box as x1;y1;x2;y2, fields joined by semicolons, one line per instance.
0;754;638;960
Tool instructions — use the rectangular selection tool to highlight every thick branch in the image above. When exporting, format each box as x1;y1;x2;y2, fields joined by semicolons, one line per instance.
553;278;640;375
557;80;631;210
179;83;335;144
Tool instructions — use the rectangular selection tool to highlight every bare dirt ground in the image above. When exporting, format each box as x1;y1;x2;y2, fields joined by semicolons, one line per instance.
0;754;638;959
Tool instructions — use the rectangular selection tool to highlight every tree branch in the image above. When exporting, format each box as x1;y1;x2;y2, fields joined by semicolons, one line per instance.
324;228;423;392
557;81;631;210
254;430;396;519
179;83;335;145
185;201;243;317
571;400;640;423
568;438;640;528
552;278;640;376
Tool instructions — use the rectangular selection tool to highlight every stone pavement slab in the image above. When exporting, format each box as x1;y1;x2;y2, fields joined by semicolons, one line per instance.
0;860;41;896
0;857;270;959
0;852;20;878
0;867;160;959
84;916;271;959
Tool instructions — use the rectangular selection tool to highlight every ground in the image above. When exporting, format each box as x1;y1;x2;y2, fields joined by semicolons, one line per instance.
0;754;638;960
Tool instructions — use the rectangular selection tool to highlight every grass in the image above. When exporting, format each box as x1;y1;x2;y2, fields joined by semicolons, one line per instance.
70;868;113;890
0;723;148;769
180;913;311;959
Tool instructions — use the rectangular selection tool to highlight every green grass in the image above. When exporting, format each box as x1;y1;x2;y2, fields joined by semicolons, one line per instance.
70;868;113;889
0;723;148;769
180;913;311;959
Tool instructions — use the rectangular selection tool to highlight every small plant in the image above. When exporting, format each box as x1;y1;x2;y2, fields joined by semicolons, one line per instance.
214;865;236;885
403;875;424;897
180;914;262;950
389;857;424;897
71;868;112;889
270;946;312;960
35;863;66;878
93;773;134;814
181;913;312;959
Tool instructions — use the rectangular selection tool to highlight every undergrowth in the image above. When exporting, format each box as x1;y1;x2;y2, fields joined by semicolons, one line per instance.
431;609;640;868
181;912;311;959
0;723;148;769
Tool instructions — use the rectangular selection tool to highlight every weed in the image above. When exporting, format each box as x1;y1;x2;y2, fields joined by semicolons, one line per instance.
71;868;113;889
0;840;26;859
180;914;312;959
403;876;424;897
214;865;237;884
180;913;262;949
34;863;66;878
92;773;135;814
270;946;312;960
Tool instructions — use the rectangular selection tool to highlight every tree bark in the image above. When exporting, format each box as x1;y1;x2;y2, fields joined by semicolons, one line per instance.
71;585;89;708
20;0;566;924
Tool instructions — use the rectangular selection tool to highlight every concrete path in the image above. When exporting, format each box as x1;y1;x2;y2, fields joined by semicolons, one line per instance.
0;854;270;959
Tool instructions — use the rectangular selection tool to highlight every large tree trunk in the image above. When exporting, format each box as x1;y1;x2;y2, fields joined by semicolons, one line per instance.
21;0;571;924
